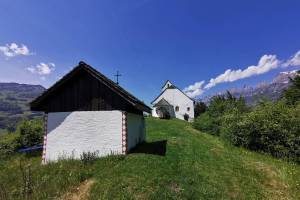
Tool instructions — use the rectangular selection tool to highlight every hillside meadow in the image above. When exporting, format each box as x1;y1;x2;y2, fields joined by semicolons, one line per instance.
0;118;300;200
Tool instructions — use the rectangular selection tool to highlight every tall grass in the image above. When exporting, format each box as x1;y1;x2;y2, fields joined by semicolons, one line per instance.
0;154;92;200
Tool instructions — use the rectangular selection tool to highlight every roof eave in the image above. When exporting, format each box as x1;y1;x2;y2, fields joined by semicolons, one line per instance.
30;62;151;113
133;102;152;113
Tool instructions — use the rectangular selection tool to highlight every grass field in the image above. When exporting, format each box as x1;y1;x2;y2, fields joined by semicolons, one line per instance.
0;118;300;199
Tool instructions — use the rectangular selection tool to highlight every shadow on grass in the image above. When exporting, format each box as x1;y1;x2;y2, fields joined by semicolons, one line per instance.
129;140;167;156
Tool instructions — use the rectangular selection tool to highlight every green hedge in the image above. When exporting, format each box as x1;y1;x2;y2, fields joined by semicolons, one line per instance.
221;101;300;162
193;92;248;135
17;119;43;148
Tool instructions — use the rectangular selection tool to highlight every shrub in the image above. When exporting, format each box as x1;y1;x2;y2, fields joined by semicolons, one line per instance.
0;119;43;157
220;111;248;146
221;101;300;162
17;119;44;148
194;92;248;135
193;112;217;135
0;133;20;158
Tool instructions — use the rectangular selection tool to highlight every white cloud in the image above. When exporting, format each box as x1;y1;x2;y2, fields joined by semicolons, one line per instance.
184;49;300;98
0;43;32;58
283;50;300;67
26;67;36;73
204;54;281;89
183;81;205;98
27;62;55;75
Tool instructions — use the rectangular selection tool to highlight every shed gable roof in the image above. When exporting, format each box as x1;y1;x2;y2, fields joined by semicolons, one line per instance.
30;61;151;113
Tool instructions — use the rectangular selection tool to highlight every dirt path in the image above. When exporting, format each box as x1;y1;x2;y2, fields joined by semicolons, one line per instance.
60;179;95;200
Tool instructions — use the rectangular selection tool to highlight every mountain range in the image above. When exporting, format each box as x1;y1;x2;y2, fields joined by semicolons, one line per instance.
0;70;297;133
199;70;298;105
0;83;45;134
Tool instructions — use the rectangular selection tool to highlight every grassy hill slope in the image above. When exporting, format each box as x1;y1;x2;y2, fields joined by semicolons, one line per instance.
0;118;299;199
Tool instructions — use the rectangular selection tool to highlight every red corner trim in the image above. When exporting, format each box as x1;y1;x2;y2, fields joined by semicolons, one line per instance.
122;112;128;154
42;114;48;164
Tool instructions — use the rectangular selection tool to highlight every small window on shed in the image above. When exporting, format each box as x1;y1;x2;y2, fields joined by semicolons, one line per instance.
175;106;179;112
187;107;190;111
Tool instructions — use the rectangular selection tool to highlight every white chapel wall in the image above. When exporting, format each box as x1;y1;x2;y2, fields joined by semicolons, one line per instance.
152;89;194;121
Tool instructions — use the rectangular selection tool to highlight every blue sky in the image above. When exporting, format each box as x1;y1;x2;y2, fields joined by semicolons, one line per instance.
0;0;300;105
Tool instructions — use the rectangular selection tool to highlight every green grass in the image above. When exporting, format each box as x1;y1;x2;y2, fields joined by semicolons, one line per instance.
0;118;300;199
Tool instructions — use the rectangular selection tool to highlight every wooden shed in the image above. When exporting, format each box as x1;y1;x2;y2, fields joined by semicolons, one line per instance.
31;61;151;163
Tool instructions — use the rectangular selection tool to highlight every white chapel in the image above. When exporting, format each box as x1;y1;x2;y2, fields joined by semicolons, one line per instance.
151;80;195;122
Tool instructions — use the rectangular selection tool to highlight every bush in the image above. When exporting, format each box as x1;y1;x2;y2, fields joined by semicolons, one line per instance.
0;133;20;158
220;111;247;146
17;119;44;148
221;101;300;162
0;119;43;157
193;92;248;135
193;81;300;163
193;112;217;135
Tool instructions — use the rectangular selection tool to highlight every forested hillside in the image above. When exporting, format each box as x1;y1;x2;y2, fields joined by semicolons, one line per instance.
0;83;45;134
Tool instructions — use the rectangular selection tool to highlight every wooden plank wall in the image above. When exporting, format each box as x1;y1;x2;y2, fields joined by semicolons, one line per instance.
40;70;142;115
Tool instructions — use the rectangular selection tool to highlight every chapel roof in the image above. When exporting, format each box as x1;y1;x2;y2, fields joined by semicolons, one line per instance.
151;81;195;104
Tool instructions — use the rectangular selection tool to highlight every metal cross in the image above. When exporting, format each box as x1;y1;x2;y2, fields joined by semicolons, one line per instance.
114;71;122;85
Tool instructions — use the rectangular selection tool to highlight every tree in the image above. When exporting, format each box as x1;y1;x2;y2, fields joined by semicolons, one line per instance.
193;92;248;135
283;70;300;105
194;101;207;118
17;119;44;148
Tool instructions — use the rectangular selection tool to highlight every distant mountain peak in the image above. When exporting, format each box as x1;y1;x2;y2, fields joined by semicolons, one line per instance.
279;70;298;75
272;70;297;84
200;70;298;105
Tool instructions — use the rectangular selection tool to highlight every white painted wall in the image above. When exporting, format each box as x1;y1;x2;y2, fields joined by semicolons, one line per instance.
152;88;194;121
45;111;123;163
127;113;145;150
